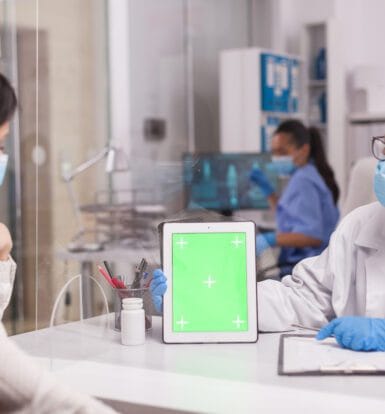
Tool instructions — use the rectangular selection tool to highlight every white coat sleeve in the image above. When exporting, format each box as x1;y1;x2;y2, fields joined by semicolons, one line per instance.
0;256;16;321
0;257;116;413
0;335;117;413
257;209;357;332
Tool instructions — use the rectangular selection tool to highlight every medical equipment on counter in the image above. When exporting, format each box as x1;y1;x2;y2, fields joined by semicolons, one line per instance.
115;286;152;331
61;145;130;251
183;152;279;211
65;188;166;252
121;297;145;346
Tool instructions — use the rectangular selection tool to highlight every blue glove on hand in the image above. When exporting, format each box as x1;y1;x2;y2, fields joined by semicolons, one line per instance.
150;269;167;313
316;316;385;351
256;232;277;257
249;167;274;197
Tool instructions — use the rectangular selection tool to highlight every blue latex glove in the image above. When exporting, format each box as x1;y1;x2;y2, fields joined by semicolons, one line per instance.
256;231;276;257
249;167;274;197
316;316;385;351
150;269;167;313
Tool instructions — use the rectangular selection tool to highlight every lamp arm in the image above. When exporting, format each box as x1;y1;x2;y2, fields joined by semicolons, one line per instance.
64;146;109;181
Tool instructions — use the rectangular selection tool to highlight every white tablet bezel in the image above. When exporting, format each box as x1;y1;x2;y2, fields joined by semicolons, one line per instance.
162;221;258;343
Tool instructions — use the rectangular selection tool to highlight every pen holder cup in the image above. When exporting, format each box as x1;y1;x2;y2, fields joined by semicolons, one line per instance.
114;286;152;331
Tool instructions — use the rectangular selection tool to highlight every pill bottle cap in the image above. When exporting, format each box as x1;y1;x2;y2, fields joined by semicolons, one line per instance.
122;297;143;310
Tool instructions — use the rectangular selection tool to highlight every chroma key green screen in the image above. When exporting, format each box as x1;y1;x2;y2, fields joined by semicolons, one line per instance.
172;232;248;332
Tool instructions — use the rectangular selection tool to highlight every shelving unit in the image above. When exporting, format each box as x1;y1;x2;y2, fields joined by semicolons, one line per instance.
220;48;303;153
349;112;385;124
307;79;327;88
301;20;346;199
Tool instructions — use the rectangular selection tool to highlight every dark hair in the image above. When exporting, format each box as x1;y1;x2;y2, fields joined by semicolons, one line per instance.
275;119;340;204
0;73;17;126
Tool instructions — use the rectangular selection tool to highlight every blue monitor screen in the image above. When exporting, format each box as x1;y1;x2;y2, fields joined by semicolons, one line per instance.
183;153;278;211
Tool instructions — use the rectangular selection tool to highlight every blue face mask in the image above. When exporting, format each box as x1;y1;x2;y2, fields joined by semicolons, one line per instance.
270;156;296;176
0;154;8;186
374;160;385;207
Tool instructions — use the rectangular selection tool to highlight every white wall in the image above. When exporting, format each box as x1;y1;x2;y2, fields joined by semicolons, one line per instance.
270;0;335;54
333;0;385;169
335;0;385;67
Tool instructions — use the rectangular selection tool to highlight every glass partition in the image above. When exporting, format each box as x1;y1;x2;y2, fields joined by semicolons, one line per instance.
1;0;275;366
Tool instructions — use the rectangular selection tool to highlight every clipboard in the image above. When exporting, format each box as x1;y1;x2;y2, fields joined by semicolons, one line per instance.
278;334;385;376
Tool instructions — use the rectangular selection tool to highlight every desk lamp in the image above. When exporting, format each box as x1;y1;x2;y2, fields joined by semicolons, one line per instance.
61;145;129;251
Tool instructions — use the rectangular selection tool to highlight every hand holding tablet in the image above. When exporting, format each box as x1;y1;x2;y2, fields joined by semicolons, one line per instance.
161;221;258;343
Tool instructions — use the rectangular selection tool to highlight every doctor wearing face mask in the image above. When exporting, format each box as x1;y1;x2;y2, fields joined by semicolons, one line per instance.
249;120;340;277
256;135;385;351
151;137;385;351
0;74;116;412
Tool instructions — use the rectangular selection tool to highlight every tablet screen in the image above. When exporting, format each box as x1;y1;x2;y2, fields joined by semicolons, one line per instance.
172;232;248;332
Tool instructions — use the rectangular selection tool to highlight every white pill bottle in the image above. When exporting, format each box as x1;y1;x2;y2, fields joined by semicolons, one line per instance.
121;297;145;345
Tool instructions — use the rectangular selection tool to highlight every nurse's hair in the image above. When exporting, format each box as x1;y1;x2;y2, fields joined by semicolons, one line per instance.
0;73;17;126
275;119;340;204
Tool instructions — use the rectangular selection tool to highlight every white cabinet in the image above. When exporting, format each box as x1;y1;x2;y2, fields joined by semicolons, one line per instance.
301;20;346;199
220;48;303;153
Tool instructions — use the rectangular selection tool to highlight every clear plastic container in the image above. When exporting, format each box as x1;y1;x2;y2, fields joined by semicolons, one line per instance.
114;286;152;331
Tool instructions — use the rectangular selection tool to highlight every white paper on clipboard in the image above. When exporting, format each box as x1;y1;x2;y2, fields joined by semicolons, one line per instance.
280;335;385;374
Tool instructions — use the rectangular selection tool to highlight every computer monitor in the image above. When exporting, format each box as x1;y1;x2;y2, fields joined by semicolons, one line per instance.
183;152;278;211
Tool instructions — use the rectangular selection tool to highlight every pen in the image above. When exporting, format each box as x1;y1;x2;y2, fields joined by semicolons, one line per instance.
98;264;126;289
97;265;115;288
112;277;126;289
132;258;147;289
103;260;114;278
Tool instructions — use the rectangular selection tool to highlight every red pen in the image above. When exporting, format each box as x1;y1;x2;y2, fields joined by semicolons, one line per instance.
111;277;126;289
97;265;115;288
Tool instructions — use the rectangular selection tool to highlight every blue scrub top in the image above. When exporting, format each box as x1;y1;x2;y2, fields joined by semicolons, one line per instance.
277;162;339;268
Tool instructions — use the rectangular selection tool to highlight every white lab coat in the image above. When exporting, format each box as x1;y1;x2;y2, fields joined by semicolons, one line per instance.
258;202;385;332
0;257;116;413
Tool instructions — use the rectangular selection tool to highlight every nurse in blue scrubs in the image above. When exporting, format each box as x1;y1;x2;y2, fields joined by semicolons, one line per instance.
250;119;339;277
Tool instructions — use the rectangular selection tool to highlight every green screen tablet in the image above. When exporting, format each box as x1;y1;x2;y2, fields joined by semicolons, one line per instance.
163;222;257;343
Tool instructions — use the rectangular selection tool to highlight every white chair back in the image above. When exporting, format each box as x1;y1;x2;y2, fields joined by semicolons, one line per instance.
341;157;377;218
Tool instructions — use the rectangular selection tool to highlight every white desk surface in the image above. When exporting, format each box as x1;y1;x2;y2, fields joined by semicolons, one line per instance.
11;316;385;414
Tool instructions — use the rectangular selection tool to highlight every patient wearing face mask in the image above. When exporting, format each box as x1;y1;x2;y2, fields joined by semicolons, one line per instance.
249;119;340;278
0;73;116;413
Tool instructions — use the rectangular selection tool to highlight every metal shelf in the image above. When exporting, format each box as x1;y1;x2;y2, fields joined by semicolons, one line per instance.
349;112;385;124
310;122;327;129
308;79;327;88
261;111;306;119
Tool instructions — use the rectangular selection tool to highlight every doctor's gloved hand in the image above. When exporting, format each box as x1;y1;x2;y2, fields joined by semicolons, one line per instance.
256;232;277;257
249;167;274;197
150;269;167;313
316;316;385;351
